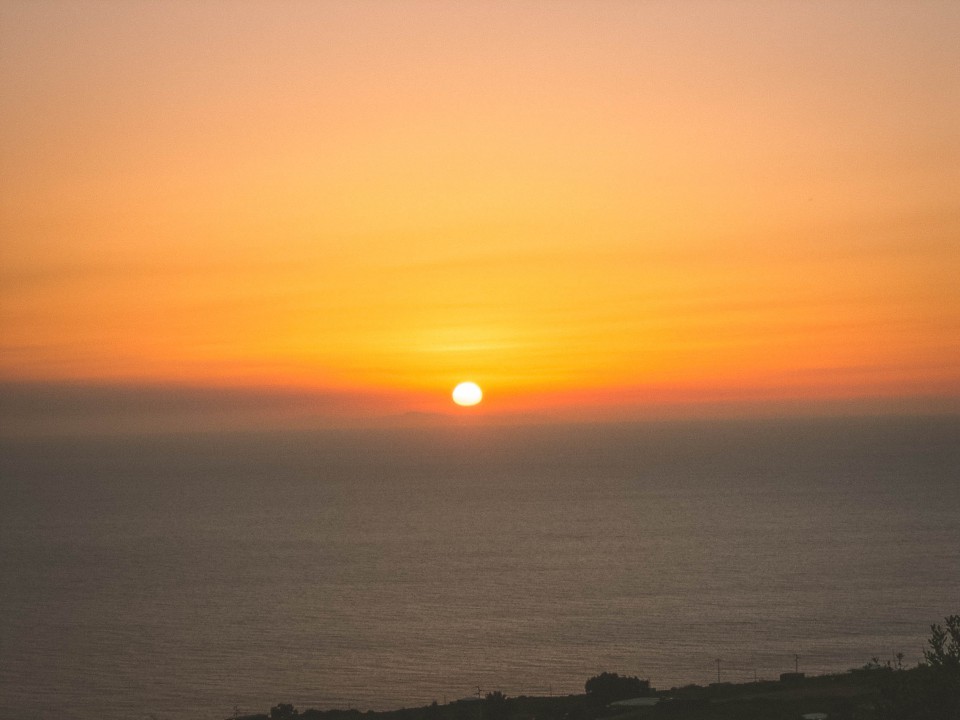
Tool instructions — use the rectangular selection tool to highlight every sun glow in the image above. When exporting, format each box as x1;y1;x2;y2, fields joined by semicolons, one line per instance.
452;382;483;407
2;3;958;425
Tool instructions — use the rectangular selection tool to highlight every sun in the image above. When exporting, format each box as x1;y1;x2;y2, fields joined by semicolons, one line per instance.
452;381;483;407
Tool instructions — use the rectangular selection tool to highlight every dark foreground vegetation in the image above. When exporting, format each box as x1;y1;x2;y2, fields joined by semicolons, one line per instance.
238;616;959;720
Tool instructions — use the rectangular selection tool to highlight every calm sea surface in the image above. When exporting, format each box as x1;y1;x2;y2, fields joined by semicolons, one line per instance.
1;416;958;720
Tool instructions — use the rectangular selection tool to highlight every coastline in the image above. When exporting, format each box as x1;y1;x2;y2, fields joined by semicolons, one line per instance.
234;667;894;720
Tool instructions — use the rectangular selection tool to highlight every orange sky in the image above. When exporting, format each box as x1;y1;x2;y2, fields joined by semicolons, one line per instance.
2;1;959;426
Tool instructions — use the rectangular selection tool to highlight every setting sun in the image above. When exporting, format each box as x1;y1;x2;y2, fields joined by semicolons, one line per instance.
0;1;958;426
452;382;483;407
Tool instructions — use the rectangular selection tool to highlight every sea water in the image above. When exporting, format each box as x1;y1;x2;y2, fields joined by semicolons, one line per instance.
1;416;958;720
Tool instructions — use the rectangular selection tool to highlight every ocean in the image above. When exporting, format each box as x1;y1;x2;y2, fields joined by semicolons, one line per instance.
1;416;958;720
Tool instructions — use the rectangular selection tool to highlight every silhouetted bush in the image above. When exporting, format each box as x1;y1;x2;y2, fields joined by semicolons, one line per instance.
925;615;960;669
878;615;960;720
482;691;509;720
583;672;650;704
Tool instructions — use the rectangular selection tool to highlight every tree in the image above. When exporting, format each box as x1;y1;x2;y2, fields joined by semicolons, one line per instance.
878;615;960;720
924;615;960;669
584;672;651;704
482;691;508;720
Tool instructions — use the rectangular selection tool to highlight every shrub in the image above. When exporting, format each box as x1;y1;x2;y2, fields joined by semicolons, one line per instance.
878;615;960;720
584;672;651;704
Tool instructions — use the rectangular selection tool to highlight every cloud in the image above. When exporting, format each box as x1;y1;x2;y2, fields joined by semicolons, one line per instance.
0;381;398;437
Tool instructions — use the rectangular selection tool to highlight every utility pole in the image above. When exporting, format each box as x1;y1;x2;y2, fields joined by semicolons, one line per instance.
716;658;721;683
795;654;800;674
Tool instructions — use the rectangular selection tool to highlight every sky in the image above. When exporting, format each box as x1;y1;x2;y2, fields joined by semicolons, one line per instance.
2;1;959;432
